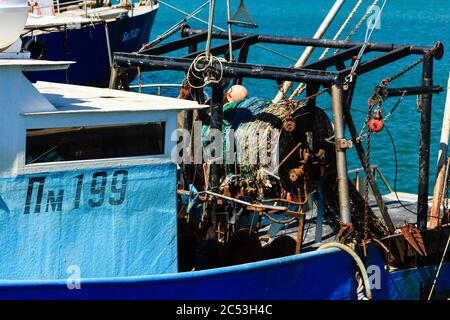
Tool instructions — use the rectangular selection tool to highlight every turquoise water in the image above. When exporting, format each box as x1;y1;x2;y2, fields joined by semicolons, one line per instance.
137;0;450;194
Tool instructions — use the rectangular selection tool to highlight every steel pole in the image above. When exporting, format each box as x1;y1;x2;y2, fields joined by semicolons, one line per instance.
273;0;346;103
331;84;352;224
182;28;441;57
430;74;450;228
205;0;216;57
209;84;223;190
418;56;434;230
226;0;233;62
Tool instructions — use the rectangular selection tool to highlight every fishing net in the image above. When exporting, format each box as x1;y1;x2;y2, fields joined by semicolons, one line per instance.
229;0;258;29
202;97;276;176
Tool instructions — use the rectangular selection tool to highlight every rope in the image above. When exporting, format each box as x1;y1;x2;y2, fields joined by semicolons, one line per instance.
291;0;363;99
256;44;297;62
357;90;406;143
157;0;298;62
427;235;450;300
334;0;380;55
322;0;363;58
139;1;210;52
357;41;441;143
345;0;388;84
205;0;216;57
381;42;441;87
186;53;225;89
318;242;372;300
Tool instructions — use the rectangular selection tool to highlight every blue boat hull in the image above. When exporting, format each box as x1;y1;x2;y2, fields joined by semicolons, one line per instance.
0;247;448;300
23;8;157;87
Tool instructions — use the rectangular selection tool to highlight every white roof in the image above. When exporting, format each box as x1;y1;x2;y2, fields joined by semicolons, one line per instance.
24;82;207;115
26;13;94;28
25;5;155;29
0;59;73;71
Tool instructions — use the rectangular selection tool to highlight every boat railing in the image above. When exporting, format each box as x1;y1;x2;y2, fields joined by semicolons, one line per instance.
129;83;210;100
348;165;394;196
129;83;182;96
31;1;91;15
36;1;155;17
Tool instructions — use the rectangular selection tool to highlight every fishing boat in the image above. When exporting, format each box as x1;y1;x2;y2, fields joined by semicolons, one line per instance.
21;0;159;87
0;0;449;300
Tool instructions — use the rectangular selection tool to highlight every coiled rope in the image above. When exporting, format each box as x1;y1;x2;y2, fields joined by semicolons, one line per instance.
186;53;225;89
318;242;372;299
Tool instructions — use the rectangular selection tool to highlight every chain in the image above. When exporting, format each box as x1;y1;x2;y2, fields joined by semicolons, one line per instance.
277;84;329;113
292;0;364;99
345;0;388;85
359;90;406;143
356;87;384;142
363;100;377;242
356;42;440;143
297;88;330;105
334;0;380;57
381;41;441;87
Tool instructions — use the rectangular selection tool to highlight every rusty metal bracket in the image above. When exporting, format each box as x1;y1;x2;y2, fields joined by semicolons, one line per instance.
400;223;428;256
337;222;354;243
336;138;353;151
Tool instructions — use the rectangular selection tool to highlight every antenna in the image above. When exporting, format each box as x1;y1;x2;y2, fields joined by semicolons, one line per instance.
229;0;258;29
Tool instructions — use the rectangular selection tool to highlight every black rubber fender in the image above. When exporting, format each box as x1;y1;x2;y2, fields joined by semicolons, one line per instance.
22;38;45;60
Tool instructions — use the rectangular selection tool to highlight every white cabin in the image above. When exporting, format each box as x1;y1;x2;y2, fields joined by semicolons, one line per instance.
0;59;203;177
0;56;206;280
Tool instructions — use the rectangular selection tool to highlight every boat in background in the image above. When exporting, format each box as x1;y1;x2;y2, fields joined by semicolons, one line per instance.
21;0;158;87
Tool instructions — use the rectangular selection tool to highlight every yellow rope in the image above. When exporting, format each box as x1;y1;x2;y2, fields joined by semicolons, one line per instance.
290;0;364;99
320;0;364;59
342;0;380;43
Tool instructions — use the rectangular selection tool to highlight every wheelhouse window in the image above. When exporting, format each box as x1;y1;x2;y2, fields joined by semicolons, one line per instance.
26;122;165;164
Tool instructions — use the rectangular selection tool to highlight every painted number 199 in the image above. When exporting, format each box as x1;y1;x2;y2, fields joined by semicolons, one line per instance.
73;170;128;209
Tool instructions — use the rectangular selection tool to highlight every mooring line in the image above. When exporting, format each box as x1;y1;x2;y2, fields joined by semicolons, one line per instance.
428;235;450;300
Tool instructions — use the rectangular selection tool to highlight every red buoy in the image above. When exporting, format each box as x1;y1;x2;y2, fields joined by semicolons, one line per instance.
368;109;384;133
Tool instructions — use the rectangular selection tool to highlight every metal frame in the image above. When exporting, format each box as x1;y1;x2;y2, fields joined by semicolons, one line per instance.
111;27;444;231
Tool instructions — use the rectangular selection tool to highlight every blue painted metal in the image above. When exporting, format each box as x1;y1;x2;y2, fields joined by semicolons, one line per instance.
366;243;450;300
0;248;356;300
23;8;157;86
0;162;178;282
0;217;449;300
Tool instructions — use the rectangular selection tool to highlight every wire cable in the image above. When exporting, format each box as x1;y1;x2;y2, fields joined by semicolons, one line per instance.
385;125;417;215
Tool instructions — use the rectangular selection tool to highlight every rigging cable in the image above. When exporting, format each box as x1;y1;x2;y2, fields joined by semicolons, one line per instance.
157;0;298;62
427;234;450;300
346;0;388;85
291;0;364;99
333;0;380;55
384;125;417;215
139;1;210;52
